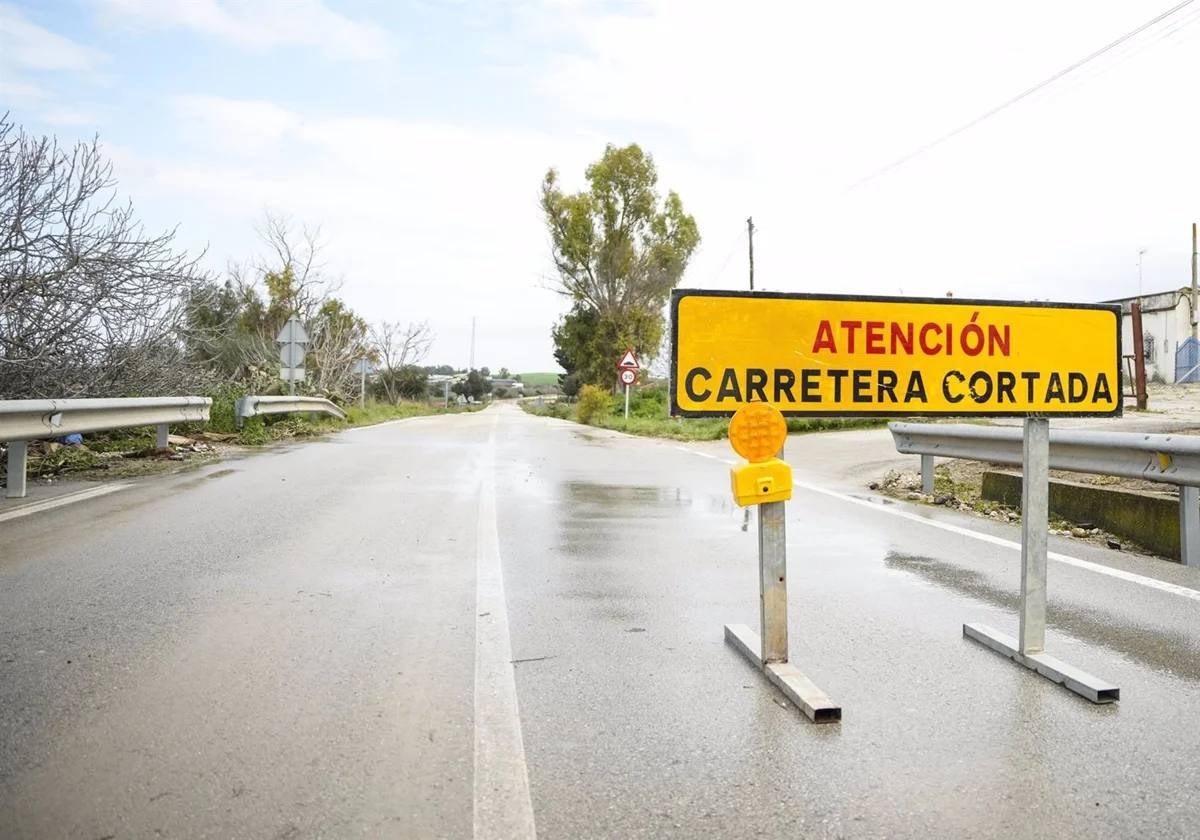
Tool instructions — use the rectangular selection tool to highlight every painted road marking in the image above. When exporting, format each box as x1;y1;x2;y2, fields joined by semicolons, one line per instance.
0;483;131;524
474;420;537;840
674;446;1200;603
343;415;443;433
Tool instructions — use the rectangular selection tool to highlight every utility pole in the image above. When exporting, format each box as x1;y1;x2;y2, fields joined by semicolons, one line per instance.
469;316;476;371
1192;222;1198;339
747;217;755;291
1138;248;1147;299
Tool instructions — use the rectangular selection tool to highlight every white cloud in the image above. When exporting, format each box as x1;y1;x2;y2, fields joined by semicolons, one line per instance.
75;1;1200;369
0;3;108;72
0;4;108;127
529;0;1200;304
94;0;395;61
0;78;46;106
37;106;101;126
116;97;602;370
171;95;300;154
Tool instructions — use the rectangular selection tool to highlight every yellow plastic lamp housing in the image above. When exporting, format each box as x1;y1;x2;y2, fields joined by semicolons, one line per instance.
730;458;793;507
729;403;788;463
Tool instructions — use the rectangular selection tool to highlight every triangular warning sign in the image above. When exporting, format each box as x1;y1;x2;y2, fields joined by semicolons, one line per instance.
618;348;640;369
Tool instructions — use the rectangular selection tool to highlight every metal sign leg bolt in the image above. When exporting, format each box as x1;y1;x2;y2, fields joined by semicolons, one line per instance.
963;418;1120;704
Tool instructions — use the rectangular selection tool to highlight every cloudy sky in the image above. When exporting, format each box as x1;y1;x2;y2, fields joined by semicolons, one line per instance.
3;0;1199;372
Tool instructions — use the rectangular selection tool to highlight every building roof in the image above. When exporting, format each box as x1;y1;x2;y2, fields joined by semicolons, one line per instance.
1103;287;1194;315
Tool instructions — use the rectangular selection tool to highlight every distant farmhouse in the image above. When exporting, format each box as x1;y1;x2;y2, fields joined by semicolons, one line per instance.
490;378;524;394
1105;288;1197;383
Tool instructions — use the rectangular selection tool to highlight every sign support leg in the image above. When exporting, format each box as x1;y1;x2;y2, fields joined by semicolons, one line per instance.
624;384;630;419
758;501;788;663
1019;417;1049;655
963;417;1119;703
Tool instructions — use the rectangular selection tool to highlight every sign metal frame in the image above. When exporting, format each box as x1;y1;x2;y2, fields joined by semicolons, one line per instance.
677;288;1125;713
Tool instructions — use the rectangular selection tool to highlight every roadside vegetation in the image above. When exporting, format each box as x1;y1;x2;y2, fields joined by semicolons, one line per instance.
0;116;490;411
211;398;474;447
541;143;700;398
1;400;476;486
522;385;885;441
515;372;561;389
0;115;502;491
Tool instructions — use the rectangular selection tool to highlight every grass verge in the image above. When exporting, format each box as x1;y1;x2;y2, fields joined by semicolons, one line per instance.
521;387;888;441
235;400;471;445
2;400;477;486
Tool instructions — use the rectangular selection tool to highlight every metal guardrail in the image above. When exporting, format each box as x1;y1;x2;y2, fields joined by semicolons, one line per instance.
234;395;347;428
889;422;1200;566
1;397;212;500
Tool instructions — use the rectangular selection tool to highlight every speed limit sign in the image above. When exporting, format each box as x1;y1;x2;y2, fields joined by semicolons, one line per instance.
619;368;636;386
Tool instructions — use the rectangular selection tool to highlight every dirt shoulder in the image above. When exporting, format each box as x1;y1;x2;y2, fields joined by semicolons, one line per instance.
873;458;1176;558
4;432;247;492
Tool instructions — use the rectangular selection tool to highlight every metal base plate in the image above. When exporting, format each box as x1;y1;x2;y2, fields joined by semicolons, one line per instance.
963;623;1119;704
724;624;841;723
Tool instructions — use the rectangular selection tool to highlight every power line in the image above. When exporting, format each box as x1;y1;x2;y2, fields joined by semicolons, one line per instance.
846;0;1198;191
1029;4;1200;100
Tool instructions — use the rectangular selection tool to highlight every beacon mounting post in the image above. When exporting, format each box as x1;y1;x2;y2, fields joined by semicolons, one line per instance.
723;403;841;723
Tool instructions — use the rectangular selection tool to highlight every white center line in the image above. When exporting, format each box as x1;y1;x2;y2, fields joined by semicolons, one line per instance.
674;446;1200;602
474;420;537;840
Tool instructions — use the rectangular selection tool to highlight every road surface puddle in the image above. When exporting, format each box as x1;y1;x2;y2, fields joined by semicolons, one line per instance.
885;551;1200;682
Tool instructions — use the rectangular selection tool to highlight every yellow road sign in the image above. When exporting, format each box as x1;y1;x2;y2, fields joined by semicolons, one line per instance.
670;290;1122;417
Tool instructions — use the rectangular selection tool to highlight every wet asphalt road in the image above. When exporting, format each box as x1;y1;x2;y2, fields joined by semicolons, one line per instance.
3;403;1200;838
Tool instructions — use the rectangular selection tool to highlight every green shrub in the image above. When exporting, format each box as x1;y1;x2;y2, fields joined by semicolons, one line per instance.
576;384;611;425
204;384;244;434
624;385;669;419
238;416;267;445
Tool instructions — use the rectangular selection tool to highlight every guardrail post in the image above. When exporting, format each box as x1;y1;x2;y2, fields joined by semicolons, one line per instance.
155;423;169;449
1019;418;1049;655
921;454;935;495
1180;485;1200;567
6;441;28;499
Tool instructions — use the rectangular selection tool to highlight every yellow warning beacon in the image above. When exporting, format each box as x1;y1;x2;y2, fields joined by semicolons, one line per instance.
728;403;792;506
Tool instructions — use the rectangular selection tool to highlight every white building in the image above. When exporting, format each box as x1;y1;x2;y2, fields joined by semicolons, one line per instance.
1104;288;1198;383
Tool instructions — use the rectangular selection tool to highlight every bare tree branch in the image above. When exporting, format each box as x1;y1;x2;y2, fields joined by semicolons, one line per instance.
369;320;433;403
0;115;212;397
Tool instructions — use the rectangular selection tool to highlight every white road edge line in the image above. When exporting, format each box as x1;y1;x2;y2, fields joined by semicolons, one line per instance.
0;483;131;523
474;421;537;840
343;414;441;433
790;478;1200;603
673;445;1200;603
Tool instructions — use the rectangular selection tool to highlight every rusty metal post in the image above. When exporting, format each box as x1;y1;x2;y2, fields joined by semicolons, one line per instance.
1131;301;1148;410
